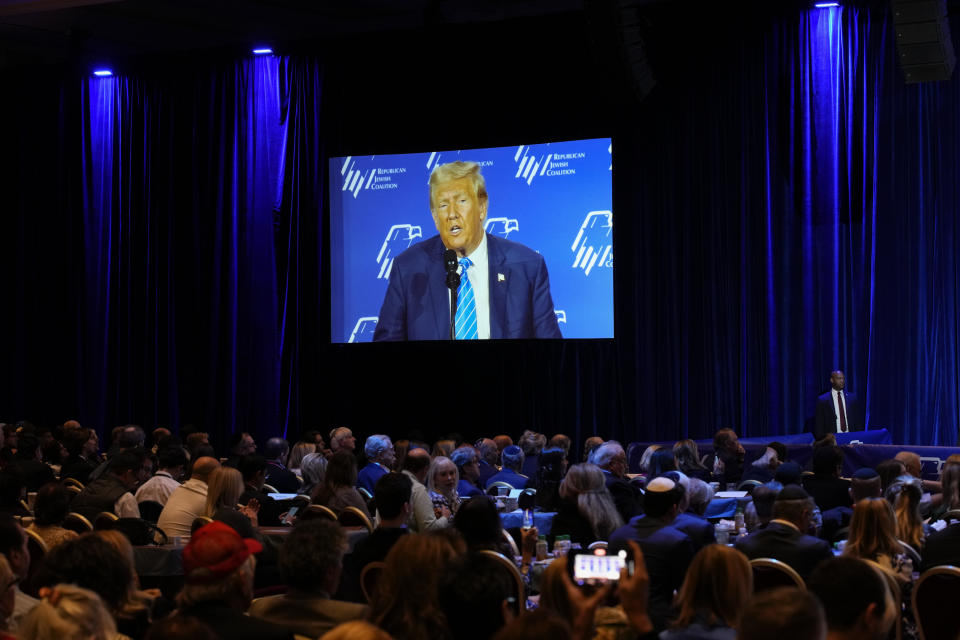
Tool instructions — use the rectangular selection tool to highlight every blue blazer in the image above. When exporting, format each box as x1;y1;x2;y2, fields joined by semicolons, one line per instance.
373;234;562;341
485;469;530;490
357;462;388;495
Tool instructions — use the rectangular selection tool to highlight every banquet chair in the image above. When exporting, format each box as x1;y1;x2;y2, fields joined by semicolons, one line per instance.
138;500;164;524
912;566;960;640
478;550;525;616
191;516;213;534
62;478;84;490
863;559;902;640
897;540;922;568
61;512;93;534
21;528;47;598
262;484;278;494
300;504;338;522
94;511;119;530
501;529;520;557
360;561;386;603
587;541;608;550
750;558;805;592
487;481;516;496
338;506;374;533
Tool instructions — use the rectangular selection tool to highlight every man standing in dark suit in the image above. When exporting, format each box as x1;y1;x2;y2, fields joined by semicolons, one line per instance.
735;485;833;581
609;477;695;631
589;441;643;522
373;160;562;341
815;370;863;437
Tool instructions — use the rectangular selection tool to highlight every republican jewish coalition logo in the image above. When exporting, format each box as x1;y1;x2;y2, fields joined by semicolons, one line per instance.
349;317;378;343
341;156;405;199
571;211;613;276
514;145;584;186
376;224;422;279
485;217;519;238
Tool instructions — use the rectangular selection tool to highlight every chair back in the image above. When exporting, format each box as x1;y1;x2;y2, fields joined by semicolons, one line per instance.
587;541;608;550
360;561;386;603
478;550;525;615
64;484;83;500
261;484;278;494
750;558;805;592
21;528;47;598
486;481;516;496
62;478;85;490
61;512;93;534
863;560;902;640
501;529;520;557
897;540;922;568
138;500;164;524
93;511;119;530
913;565;960;640
300;504;338;522
338;506;374;533
191;516;213;534
738;479;763;493
942;509;960;522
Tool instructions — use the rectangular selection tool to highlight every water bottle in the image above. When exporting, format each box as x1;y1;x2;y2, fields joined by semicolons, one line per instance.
522;509;534;531
734;506;745;532
536;535;548;561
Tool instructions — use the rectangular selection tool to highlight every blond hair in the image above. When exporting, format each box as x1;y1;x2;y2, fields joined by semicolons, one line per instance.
844;498;902;562
204;466;244;517
19;583;118;640
558;463;623;540
672;544;753;630
428;161;488;210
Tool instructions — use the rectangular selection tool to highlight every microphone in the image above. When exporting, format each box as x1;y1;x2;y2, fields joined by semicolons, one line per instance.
444;249;460;290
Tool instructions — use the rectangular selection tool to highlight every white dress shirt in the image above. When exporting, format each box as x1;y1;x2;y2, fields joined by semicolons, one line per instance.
449;232;491;340
831;389;848;432
135;470;182;505
156;478;208;538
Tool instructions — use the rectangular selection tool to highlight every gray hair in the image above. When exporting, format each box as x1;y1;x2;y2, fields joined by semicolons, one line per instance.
450;445;478;470
588;441;625;469
686;478;714;515
364;434;392;460
299;453;327;495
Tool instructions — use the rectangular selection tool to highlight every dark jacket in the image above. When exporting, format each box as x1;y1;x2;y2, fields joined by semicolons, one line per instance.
61;456;99;485
70;474;131;520
265;462;300;494
550;498;600;546
920;521;960;572
672;512;716;551
735;521;833;580
802;475;852;512
180;601;294;640
603;470;644;523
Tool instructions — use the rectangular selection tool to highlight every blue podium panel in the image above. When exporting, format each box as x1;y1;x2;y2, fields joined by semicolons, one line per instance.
329;138;614;343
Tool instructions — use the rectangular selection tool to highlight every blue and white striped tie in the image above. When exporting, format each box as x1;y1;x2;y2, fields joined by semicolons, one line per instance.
455;257;478;340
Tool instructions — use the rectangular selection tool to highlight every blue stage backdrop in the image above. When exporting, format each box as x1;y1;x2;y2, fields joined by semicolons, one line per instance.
329;138;613;342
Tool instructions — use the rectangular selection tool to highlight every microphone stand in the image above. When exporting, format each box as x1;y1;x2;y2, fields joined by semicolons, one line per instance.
447;271;460;340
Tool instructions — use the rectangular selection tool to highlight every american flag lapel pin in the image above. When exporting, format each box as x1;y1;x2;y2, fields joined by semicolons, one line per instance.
498;273;505;282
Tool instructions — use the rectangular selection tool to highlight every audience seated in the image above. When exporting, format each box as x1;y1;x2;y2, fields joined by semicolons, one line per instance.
156;456;219;539
427;455;461;521
927;453;960;523
263;438;300;494
485;445;530;490
357;435;394;496
807;557;897;640
711;429;745;486
298;452;327;497
249;519;367;637
663;471;715;551
0;472;30;521
519;430;546;482
177;521;292;640
589;441;644;522
744;482;780;532
313;451;372;521
475;439;500;488
648;449;678;479
135;446;185;506
453;495;517;558
0;555;18;637
551;463;622;546
534;447;566;511
740;447;779;485
93;530;158;637
71;449;149;520
548;434;571;461
0;518;35;632
19;584;118;640
734;485;832;581
402;448;448;532
60;427;100;485
773;461;802;487
10;433;55;492
450;446;483;498
803;445;852;512
367;531;460;639
223;431;257;469
27;483;79;550
286;441;316;477
438;552;519;640
660;544;752;640
919;514;960;571
673;439;711;481
237;454;283;527
739;587;826;640
820;468;881;543
843;498;913;585
582;435;604;463
143;615;220;640
609;477;695;630
320;620;394;640
205;467;259;539
329;428;356;456
885;478;925;551
637;444;662;475
493;435;513;453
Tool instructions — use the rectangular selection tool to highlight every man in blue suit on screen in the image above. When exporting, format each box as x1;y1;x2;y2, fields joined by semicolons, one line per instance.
373;160;562;341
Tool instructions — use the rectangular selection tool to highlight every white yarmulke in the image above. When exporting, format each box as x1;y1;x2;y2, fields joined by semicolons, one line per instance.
646;477;676;493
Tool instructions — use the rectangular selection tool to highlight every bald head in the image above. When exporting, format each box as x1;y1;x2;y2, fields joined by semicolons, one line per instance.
63;420;82;431
191;457;220;482
895;451;921;478
403;447;431;482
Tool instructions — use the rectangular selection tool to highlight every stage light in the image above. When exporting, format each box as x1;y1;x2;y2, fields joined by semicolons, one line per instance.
92;69;113;77
252;47;273;55
814;2;839;7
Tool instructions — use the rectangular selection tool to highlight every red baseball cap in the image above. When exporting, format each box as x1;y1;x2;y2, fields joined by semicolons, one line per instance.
182;521;263;584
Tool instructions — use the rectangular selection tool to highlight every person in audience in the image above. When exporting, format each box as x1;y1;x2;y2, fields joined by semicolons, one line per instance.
27;483;78;550
609;477;694;630
885;479;925;551
663;471;715;551
432;439;455;459
427;456;461;521
298;451;327;497
367;531;461;640
149;428;171;454
92;530;156;637
60;427;100;485
803;445;853;512
927;453;960;523
143;615;220;640
684;477;715;518
357;435;395;495
589;441;644;523
519;430;546;480
135;446;185;506
177;521;293;640
249;519;368;637
711;429;745;486
41;438;68;478
820;468;882;543
392;439;409;472
450;445;483;498
11;433;55;492
71;448;149;520
438;552;519;640
19;584;118;640
582;436;604;463
313;451;371;520
735;485;832;581
329;428;356;456
807;557;896;640
740;447;780;486
493;434;513;453
0;518;35;632
637;444;662;475
263;438;299;494
876;459;906;492
87;426;145;484
224;432;257;468
475;438;500;486
401;448;448;532
549;434;572;461
485;445;530;490
660;544;751;640
768;441;788;464
744;482;780;532
551;463;622;546
0;472;29;520
673;440;711;481
286;441;316;477
453;496;518;558
535;447;567;511
0;555;18;636
773;461;802;487
156;456;219;539
205;466;259;538
739;587;826;640
919;512;960;571
842;498;912;584
237;454;283;527
648;448;678;479
321;620;393;640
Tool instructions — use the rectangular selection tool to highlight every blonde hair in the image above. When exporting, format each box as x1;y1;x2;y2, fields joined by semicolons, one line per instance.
887;481;924;550
672;545;753;630
19;583;118;640
558;463;623;540
426;456;460;508
320;621;393;640
287;442;316;470
844;498;902;562
204;466;244;517
428;161;488;210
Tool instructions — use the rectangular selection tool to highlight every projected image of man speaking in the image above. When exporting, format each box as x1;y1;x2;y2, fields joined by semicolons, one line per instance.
373;160;562;341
